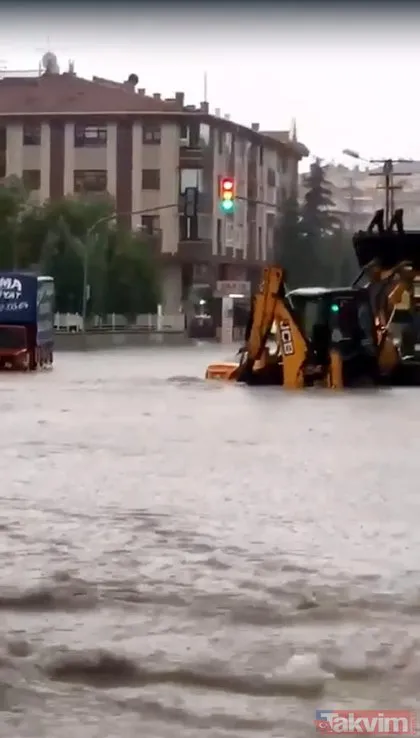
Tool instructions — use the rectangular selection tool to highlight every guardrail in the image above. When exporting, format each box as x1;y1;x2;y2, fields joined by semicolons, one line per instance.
54;312;186;333
54;325;184;334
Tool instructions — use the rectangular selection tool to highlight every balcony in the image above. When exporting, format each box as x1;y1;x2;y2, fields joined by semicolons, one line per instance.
179;145;207;168
177;238;213;262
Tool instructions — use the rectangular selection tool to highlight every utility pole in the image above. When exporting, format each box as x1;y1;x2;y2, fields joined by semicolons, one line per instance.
344;176;356;232
368;158;412;228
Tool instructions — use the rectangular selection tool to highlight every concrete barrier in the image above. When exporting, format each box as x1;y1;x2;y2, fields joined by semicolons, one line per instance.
54;331;192;351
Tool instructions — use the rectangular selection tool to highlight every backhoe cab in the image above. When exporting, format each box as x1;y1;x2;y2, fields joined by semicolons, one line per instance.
205;267;381;389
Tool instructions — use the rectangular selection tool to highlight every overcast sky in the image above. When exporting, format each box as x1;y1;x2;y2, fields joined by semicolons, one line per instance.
1;3;419;166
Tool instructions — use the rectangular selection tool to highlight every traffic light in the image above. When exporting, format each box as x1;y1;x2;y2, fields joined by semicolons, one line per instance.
330;303;340;313
219;176;235;214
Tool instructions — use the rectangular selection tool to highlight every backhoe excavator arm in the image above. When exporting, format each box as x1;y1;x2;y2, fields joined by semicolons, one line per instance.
237;266;309;387
243;267;284;363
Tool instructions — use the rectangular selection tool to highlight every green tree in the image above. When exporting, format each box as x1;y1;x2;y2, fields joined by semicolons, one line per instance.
273;193;327;289
104;228;160;317
273;194;301;279
0;179;160;318
301;158;340;240
299;159;343;286
0;176;30;269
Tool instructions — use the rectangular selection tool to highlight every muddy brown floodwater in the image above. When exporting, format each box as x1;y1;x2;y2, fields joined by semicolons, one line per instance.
1;344;420;737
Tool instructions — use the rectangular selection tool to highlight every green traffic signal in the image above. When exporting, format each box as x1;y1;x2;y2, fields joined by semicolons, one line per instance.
330;303;340;313
220;200;235;214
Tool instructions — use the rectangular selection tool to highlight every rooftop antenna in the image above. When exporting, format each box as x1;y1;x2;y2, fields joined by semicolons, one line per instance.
203;71;208;103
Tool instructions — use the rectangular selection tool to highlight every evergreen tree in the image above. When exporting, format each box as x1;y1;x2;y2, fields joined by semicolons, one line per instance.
299;158;342;286
301;158;340;241
273;194;303;287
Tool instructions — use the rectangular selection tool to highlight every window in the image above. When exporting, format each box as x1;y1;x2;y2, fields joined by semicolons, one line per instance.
281;156;289;175
142;169;160;190
179;215;188;241
141;214;160;234
218;130;224;155
199;123;210;146
259;147;264;166
142;124;161;144
180;123;189;143
258;226;262;258
22;169;41;191
189;122;200;148
237;139;246;158
225;132;232;154
217;218;222;253
180;168;203;193
74;125;107;147
226;220;234;245
74;169;107;193
0;127;5;152
266;213;275;230
23;124;41;146
267;168;276;188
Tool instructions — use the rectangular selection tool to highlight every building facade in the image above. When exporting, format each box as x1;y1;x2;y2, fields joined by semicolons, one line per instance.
0;61;308;312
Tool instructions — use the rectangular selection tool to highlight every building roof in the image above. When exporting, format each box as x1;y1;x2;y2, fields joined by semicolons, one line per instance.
0;71;182;115
0;70;309;159
261;129;309;158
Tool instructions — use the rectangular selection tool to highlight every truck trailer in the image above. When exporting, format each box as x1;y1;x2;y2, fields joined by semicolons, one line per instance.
0;273;54;371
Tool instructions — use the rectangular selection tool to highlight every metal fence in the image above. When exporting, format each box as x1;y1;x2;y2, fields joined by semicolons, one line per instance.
54;312;186;333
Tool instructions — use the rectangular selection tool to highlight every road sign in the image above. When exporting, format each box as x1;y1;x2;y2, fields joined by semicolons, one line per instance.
215;280;251;298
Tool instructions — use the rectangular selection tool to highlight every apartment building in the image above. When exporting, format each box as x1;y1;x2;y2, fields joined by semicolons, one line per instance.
0;57;308;311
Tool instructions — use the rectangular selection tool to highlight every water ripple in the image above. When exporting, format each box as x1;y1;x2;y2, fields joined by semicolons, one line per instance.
1;347;420;737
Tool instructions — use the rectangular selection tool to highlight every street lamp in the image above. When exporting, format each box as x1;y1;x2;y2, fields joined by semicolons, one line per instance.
342;148;367;162
343;148;414;166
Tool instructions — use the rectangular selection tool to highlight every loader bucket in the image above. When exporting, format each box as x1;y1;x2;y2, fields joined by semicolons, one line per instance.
205;361;241;381
353;230;420;271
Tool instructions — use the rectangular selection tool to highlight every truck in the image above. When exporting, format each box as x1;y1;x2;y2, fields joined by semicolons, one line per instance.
0;273;54;371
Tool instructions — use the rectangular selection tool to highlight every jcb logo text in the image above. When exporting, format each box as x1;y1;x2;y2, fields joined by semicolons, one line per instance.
279;321;295;356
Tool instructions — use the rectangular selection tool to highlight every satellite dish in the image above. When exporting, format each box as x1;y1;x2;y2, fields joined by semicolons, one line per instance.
41;51;59;74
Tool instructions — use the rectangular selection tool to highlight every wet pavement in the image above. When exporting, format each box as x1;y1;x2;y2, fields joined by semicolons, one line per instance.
1;345;420;737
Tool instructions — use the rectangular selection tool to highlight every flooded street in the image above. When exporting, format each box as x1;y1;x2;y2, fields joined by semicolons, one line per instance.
1;344;420;737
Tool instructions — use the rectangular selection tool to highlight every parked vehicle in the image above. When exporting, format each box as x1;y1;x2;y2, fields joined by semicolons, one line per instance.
0;273;54;371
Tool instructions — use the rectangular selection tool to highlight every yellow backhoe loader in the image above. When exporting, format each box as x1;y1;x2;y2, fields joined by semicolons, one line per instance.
206;266;381;389
205;208;420;389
